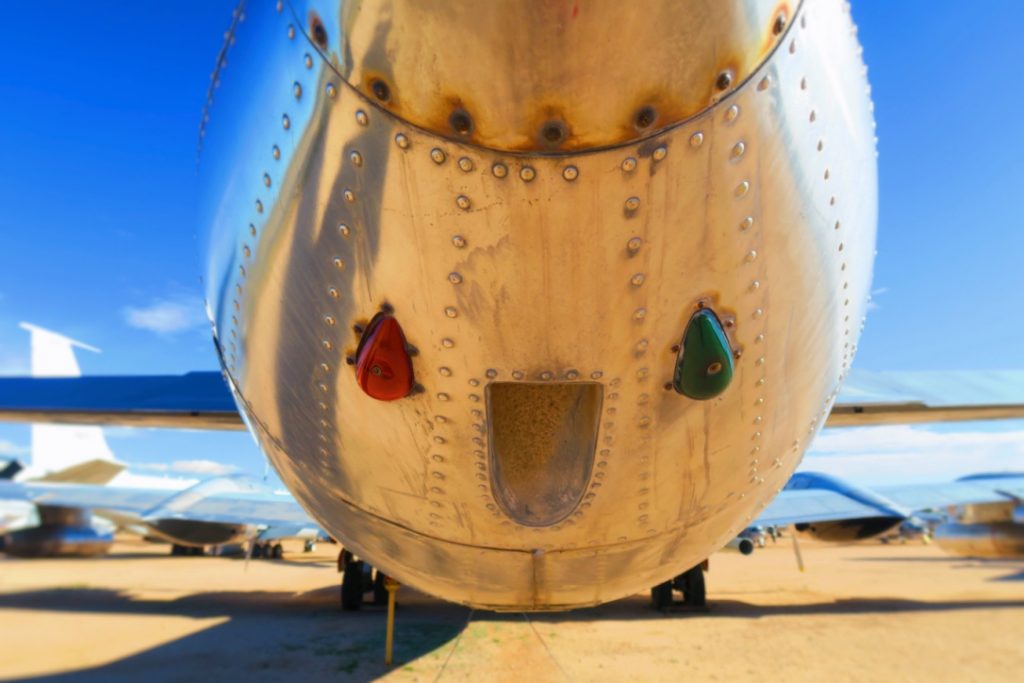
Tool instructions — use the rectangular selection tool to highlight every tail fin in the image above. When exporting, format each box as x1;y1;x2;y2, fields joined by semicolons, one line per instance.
18;323;117;477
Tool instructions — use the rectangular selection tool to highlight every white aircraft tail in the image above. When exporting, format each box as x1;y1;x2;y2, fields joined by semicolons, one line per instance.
18;323;117;479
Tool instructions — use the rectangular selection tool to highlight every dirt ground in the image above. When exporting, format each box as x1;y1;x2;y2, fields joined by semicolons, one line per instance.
1;536;1022;682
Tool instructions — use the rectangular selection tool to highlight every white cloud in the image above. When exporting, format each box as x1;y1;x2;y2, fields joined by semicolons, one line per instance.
802;424;1024;486
130;459;237;476
169;459;237;475
0;439;29;457
123;297;207;335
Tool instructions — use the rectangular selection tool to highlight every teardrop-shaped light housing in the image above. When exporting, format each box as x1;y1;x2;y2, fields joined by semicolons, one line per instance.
672;308;734;400
355;313;414;401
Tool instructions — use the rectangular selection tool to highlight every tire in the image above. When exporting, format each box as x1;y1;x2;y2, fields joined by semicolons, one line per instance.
252;543;264;559
271;543;283;559
170;544;184;556
650;581;673;610
680;565;706;607
341;559;365;611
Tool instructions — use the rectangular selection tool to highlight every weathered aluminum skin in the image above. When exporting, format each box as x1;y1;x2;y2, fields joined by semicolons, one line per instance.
199;0;877;609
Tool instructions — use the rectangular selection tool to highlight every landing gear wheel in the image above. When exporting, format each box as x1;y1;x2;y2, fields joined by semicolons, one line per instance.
341;556;365;611
650;580;673;610
252;542;264;559
680;565;706;607
372;570;389;606
190;546;205;557
170;544;185;556
271;543;283;560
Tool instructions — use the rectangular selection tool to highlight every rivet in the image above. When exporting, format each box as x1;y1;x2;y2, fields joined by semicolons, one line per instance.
485;369;498;379
255;199;263;213
287;24;295;40
824;169;830;180
437;393;450;402
755;333;765;343
621;157;637;172
725;104;740;122
652;146;668;161
741;216;754;231
263;173;271;188
327;286;340;299
444;306;458;318
282;114;290;130
441;338;455;348
817;140;824;152
751;280;760;290
323;315;336;326
716;70;734;91
627;237;642;253
562;165;579;181
753;308;764;318
343;189;355;203
456;195;471;210
810;110;817;123
630;273;646;287
325;83;337;99
633;308;647;321
789;40;796;54
292;82;302;99
448;272;463;285
338;223;350;237
566;369;579;380
451;235;466;249
350;151;363;167
491;162;508;178
322;339;333;351
431;148;446;164
520;166;536;182
539;371;553;381
835;220;841;230
468;378;480;387
758;75;771;91
755;356;766;366
690;132;704;147
439;367;452;377
458;157;474;172
591;371;604;380
746;250;757;262
731;141;746;159
320;362;331;374
394;133;409;149
512;370;525;380
332;257;344;270
801;77;807;90
735;180;750;197
838;242;844;251
272;145;281;161
243;245;251;258
318;382;328;393
624;196;641;211
303;53;313;69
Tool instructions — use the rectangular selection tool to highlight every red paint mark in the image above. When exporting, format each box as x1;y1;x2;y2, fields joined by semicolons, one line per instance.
571;2;579;19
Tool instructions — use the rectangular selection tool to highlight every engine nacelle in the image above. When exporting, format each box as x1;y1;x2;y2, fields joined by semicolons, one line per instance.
721;537;755;555
0;505;112;557
933;522;1024;559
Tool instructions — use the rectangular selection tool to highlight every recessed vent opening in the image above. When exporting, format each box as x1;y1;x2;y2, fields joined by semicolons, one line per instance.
486;381;603;527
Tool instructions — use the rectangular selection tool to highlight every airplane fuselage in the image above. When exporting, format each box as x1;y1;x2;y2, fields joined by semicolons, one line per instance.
200;0;877;609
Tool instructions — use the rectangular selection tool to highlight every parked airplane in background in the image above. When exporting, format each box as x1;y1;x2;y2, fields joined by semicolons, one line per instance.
0;324;322;558
2;0;1024;611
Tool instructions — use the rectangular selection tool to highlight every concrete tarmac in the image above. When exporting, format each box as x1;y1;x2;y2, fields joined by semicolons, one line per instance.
1;537;1023;682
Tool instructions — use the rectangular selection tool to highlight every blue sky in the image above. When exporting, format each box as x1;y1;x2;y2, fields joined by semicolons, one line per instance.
0;2;1022;486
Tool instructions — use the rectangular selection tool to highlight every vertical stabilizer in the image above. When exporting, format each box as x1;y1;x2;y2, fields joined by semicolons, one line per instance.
18;323;115;474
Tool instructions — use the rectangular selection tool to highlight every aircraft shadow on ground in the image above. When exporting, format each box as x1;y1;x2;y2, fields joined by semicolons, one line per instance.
6;586;1024;682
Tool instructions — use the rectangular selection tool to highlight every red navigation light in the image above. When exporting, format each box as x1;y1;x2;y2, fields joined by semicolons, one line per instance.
355;313;414;401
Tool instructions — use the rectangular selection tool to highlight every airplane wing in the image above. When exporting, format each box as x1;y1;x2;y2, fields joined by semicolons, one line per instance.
755;488;887;527
0;478;316;531
755;474;1024;528
827;370;1024;427
1;369;1022;431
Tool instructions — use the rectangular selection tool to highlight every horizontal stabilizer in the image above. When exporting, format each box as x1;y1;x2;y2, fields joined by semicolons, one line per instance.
35;459;125;485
